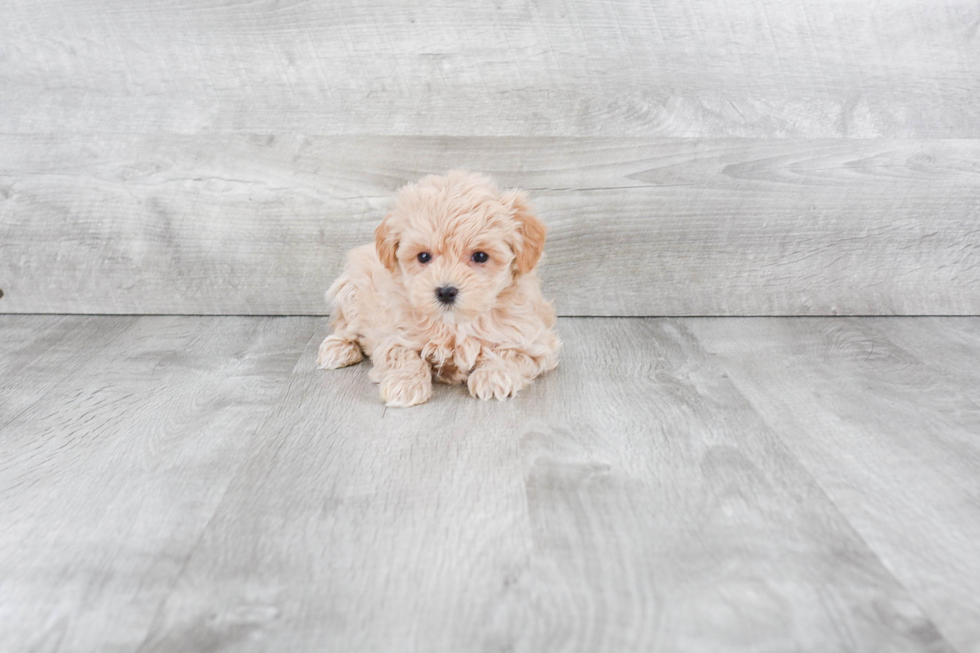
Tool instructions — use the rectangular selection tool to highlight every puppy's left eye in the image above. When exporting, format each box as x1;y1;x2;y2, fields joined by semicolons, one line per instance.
471;251;489;264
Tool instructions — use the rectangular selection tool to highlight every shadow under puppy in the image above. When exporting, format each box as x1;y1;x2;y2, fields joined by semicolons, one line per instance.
318;171;561;407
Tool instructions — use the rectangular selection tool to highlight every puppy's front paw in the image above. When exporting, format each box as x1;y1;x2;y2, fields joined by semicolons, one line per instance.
380;368;433;407
318;336;364;370
467;366;522;401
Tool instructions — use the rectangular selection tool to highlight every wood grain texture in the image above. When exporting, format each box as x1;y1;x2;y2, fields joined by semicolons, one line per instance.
131;318;950;653
0;315;137;427
2;0;977;137
2;135;979;316
690;317;980;653
0;316;318;653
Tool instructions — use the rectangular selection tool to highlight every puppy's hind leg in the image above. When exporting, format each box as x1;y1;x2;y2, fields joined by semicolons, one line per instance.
318;277;365;370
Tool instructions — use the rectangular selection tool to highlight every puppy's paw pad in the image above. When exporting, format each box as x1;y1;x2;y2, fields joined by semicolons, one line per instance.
467;366;521;401
318;336;363;369
380;372;433;407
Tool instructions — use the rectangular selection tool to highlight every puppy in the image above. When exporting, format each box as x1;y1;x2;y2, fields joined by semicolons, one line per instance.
317;171;560;407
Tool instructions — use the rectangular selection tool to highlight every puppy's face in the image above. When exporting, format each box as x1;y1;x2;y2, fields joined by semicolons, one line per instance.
375;171;546;323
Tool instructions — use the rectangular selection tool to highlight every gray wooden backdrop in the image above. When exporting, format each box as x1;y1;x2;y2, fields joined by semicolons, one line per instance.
2;0;978;316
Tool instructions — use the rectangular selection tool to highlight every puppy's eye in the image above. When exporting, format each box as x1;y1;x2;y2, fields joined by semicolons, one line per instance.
471;251;489;264
417;252;432;264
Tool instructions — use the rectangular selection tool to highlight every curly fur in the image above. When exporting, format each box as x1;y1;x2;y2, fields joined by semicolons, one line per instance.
318;171;561;407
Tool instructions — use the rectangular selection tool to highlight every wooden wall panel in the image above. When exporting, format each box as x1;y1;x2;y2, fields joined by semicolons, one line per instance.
2;0;977;138
2;0;978;315
2;135;978;315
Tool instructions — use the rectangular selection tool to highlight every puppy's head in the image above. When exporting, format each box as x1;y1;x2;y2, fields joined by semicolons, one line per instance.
375;170;546;322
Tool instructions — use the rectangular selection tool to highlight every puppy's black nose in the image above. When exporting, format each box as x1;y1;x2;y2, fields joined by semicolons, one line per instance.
436;285;458;305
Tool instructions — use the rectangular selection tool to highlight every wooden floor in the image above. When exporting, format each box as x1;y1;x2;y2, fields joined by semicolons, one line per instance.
1;315;978;653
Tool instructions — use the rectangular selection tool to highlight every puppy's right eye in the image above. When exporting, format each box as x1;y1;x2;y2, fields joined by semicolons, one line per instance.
417;252;432;264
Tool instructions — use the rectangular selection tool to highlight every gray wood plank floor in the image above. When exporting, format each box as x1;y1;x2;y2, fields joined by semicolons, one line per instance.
1;315;977;653
0;316;318;653
690;317;980;653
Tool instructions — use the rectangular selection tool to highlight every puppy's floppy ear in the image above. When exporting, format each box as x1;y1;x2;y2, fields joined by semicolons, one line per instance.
502;189;547;275
374;215;399;272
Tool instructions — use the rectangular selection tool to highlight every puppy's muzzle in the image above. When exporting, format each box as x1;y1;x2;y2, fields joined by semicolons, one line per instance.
435;285;458;305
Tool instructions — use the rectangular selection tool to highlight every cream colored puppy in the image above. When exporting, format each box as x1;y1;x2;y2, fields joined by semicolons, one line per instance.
318;171;560;407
